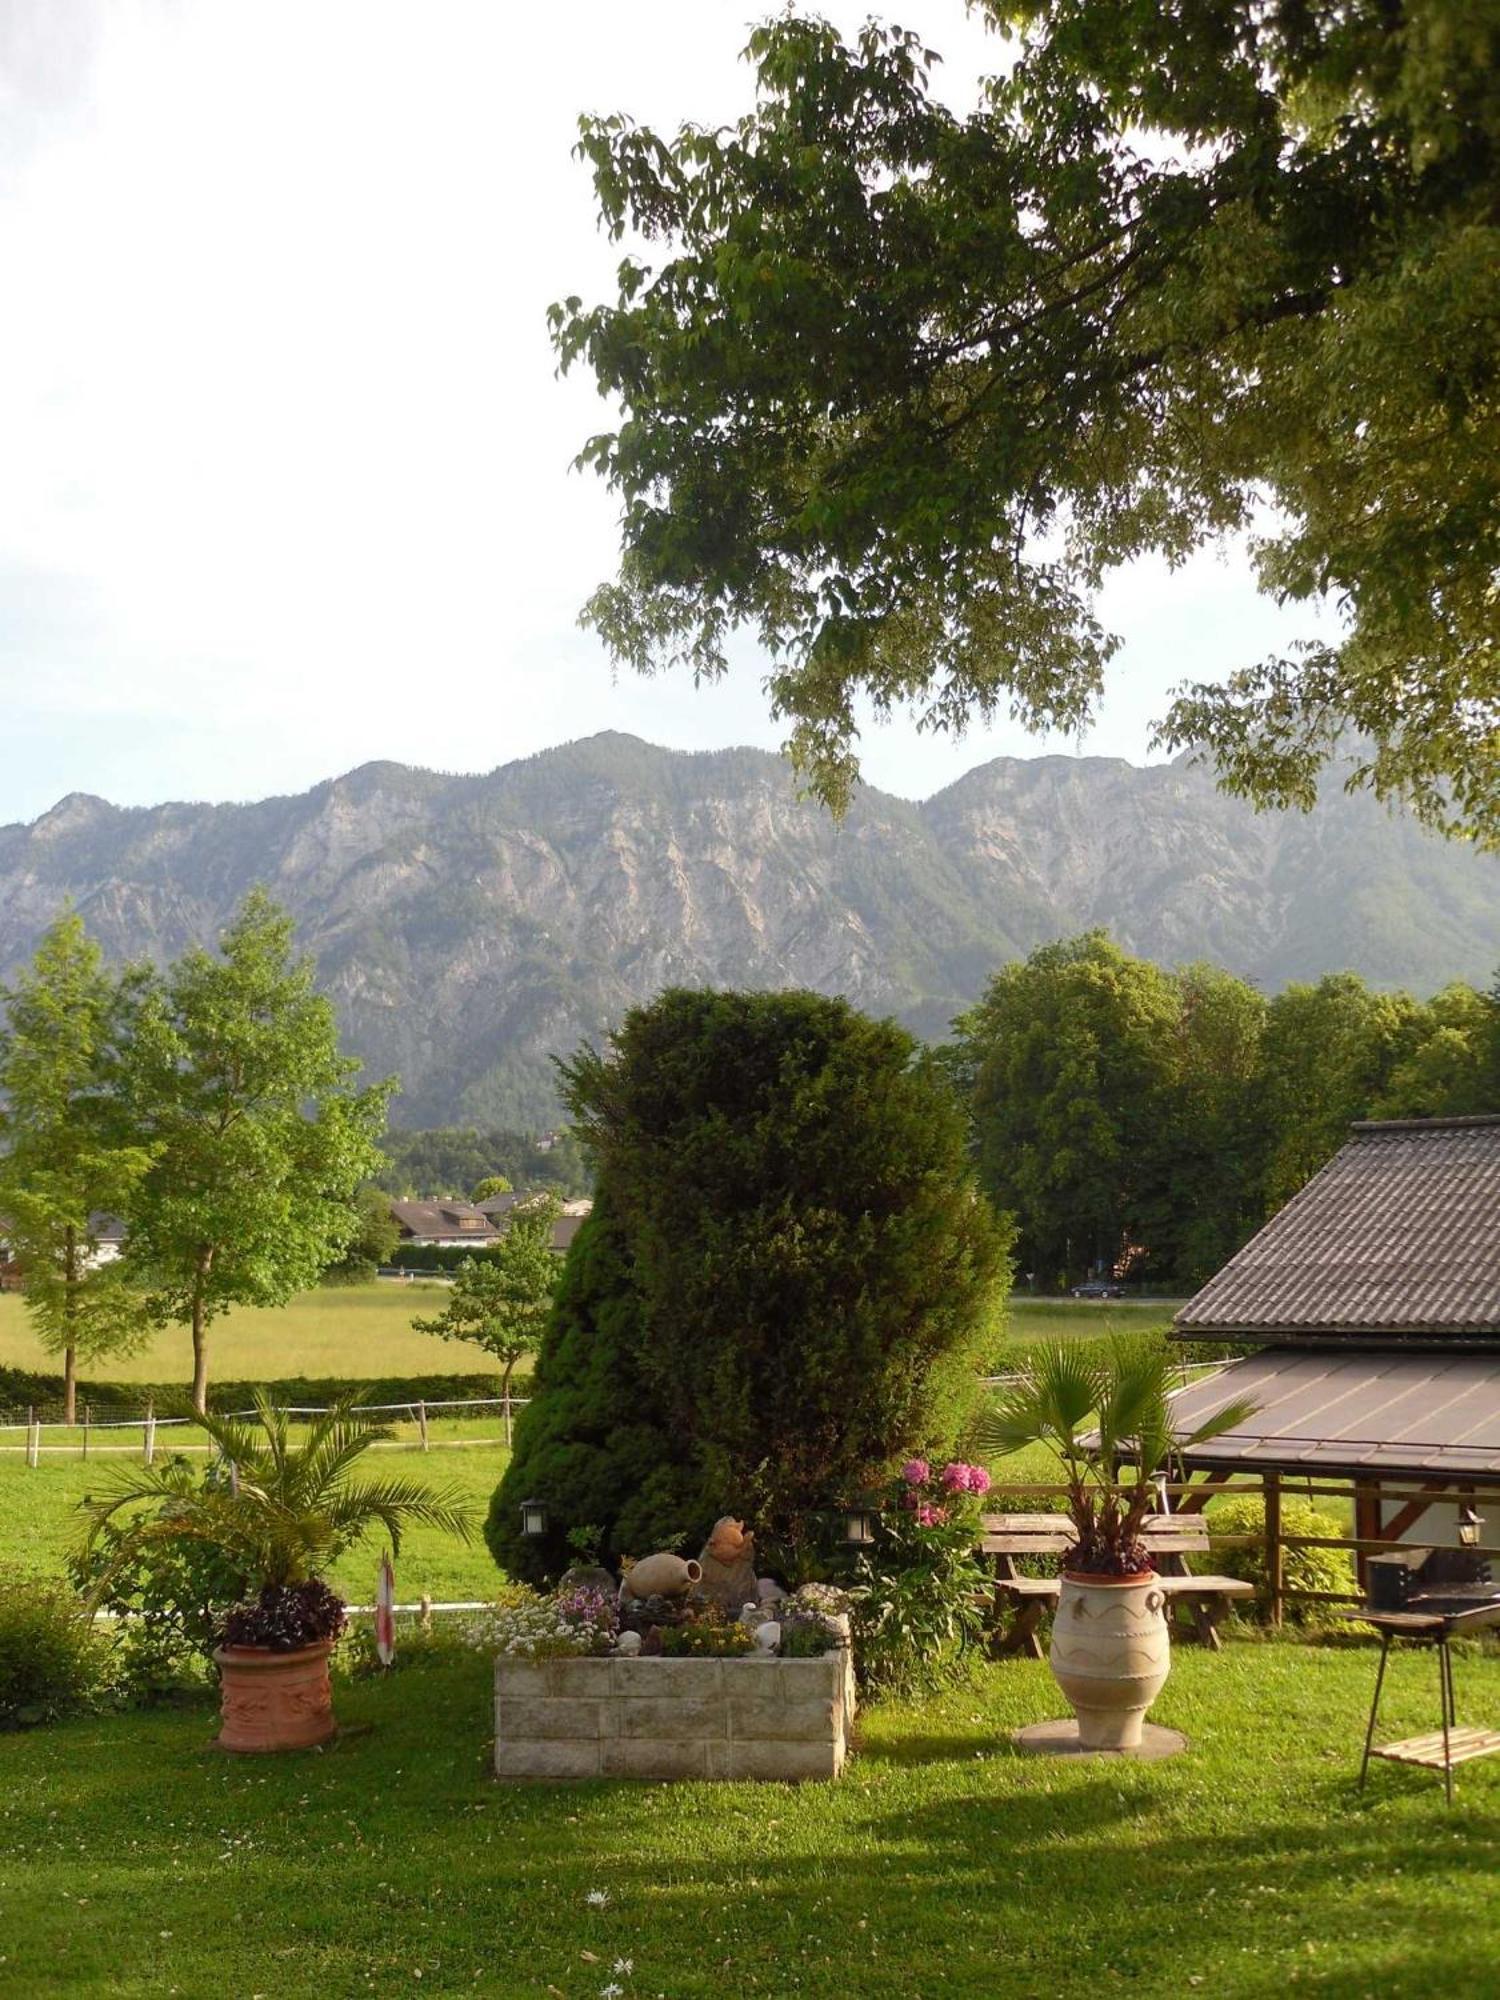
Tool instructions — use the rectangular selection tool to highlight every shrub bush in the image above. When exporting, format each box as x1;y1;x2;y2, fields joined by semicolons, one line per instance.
1209;1494;1354;1618
490;989;1010;1584
0;1569;110;1730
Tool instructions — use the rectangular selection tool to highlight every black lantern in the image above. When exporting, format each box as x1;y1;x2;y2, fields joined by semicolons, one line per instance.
1458;1503;1483;1549
843;1500;880;1547
520;1497;548;1539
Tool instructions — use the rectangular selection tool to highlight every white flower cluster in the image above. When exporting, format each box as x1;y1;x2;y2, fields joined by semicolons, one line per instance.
462;1598;600;1659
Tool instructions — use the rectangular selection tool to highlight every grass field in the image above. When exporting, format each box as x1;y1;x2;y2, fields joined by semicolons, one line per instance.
0;1280;474;1386
0;1285;1170;1397
0;1435;512;1604
3;1638;1498;1997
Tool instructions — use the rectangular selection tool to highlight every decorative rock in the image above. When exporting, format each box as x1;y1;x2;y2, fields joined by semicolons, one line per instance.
752;1621;781;1654
695;1518;758;1612
757;1577;786;1605
614;1630;642;1657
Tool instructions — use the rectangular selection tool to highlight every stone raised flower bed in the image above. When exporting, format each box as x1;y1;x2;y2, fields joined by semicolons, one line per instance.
493;1648;857;1782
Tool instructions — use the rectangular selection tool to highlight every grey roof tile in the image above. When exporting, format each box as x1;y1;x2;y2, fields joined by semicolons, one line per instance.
1175;1115;1500;1340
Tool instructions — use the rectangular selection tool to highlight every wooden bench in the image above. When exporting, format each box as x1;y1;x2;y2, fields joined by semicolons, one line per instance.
980;1512;1255;1657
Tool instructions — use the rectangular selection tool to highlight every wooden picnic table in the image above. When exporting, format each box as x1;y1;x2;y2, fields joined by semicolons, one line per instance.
980;1512;1255;1658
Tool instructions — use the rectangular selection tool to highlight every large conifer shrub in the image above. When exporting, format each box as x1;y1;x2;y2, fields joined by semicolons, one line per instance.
488;989;1008;1583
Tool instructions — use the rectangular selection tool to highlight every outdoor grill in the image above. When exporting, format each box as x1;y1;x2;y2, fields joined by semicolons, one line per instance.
1345;1545;1500;1802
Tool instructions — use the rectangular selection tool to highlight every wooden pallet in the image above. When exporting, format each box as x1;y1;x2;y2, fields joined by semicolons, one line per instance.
1370;1726;1500;1770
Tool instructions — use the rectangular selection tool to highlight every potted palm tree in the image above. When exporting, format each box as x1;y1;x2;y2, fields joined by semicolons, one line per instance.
975;1341;1256;1749
83;1394;474;1752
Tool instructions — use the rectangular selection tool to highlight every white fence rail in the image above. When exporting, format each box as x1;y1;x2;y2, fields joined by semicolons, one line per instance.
0;1394;531;1462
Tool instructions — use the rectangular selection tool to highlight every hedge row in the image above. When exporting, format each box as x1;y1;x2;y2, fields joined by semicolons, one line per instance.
0;1367;534;1426
382;1244;503;1274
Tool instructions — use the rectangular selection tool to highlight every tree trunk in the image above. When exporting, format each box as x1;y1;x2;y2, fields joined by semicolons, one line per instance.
63;1224;79;1426
191;1246;214;1414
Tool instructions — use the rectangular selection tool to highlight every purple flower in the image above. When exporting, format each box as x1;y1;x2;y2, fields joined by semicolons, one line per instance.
901;1458;930;1486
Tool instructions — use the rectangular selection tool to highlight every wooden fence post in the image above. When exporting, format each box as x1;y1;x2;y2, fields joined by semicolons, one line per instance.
1264;1470;1283;1628
417;1400;429;1452
143;1401;156;1467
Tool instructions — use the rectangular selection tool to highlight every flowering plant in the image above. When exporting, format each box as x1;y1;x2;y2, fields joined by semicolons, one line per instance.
846;1455;990;1693
468;1582;618;1660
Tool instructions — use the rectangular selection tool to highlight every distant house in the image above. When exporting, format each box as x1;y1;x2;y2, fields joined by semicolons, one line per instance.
465;1191;594;1256
387;1199;500;1250
0;1211;126;1273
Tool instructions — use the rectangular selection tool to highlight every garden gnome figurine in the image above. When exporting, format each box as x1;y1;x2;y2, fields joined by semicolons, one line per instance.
695;1517;758;1611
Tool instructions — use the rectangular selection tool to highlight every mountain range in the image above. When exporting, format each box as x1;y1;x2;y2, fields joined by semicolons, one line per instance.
2;732;1497;1127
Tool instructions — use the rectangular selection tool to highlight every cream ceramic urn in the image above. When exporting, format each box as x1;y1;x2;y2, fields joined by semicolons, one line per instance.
1049;1573;1170;1750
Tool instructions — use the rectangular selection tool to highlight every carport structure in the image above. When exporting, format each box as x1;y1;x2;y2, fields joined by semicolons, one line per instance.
1165;1116;1500;1615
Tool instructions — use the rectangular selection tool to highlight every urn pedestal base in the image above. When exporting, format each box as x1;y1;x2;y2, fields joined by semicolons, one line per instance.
1013;1719;1187;1760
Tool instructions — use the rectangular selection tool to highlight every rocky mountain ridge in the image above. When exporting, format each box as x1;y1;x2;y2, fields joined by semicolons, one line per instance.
2;733;1497;1126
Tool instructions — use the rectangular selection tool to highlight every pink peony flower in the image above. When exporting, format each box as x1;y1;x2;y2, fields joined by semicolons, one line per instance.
914;1502;948;1528
901;1458;930;1486
940;1462;971;1493
966;1465;992;1496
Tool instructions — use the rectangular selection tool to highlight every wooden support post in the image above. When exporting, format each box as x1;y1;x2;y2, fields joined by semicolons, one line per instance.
1264;1470;1283;1629
1379;1480;1449;1544
417;1400;429;1452
1354;1480;1382;1596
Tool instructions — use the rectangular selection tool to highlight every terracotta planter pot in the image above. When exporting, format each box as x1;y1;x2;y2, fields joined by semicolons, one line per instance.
214;1639;338;1753
1049;1572;1170;1751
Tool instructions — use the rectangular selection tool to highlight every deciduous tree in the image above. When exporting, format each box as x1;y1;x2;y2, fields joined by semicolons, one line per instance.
122;892;392;1410
0;915;152;1421
555;5;1500;837
412;1193;562;1397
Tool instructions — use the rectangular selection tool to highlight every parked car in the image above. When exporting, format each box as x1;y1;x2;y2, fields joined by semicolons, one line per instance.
1070;1278;1127;1300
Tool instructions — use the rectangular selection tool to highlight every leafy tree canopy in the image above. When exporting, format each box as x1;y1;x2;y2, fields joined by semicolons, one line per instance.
411;1194;563;1394
0;914;154;1417
555;3;1500;837
122;891;392;1409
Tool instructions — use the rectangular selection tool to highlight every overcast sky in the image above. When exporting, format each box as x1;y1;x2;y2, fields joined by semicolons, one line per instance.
0;0;1330;826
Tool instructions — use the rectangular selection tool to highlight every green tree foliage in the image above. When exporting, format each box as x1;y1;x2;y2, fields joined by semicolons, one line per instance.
489;989;1010;1584
957;934;1182;1284
121;892;392;1410
325;1185;401;1283
553;7;1500;837
373;1126;589;1200
470;1174;512;1202
0;915;153;1421
411;1194;563;1396
956;935;1500;1286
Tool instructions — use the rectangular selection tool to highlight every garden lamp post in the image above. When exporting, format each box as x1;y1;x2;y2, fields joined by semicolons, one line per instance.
1458;1503;1483;1549
520;1497;548;1539
842;1500;879;1548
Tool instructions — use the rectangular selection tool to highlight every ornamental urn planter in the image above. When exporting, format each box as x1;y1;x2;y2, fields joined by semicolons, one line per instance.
1049;1572;1170;1751
214;1639;338;1753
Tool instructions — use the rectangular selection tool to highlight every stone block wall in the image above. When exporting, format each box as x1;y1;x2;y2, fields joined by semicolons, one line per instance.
493;1650;856;1781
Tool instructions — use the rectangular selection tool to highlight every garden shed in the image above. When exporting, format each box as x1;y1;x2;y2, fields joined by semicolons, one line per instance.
1166;1115;1500;1607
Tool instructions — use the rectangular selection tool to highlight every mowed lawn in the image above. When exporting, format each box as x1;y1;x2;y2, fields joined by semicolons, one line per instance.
0;1439;512;1604
2;1640;1498;1997
0;1280;474;1386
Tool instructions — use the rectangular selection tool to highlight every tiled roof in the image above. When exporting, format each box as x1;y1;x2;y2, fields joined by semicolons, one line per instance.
1175;1115;1500;1341
1168;1346;1500;1479
388;1199;497;1240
